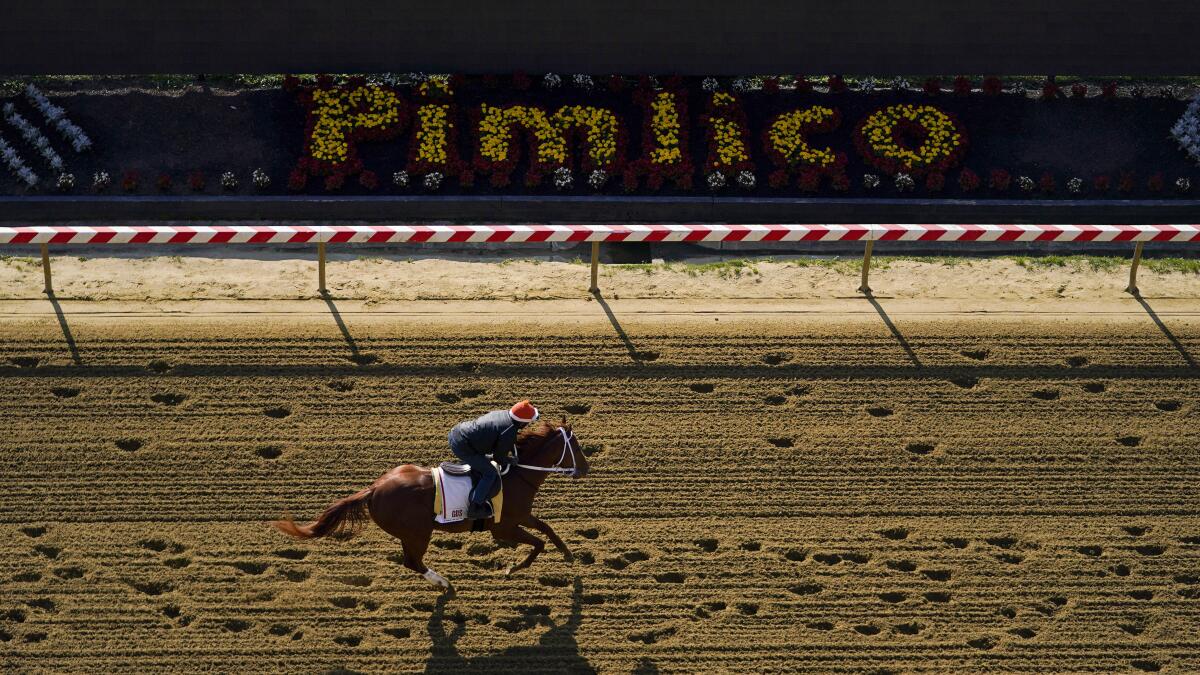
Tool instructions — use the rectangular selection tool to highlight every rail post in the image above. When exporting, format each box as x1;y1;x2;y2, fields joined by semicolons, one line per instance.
317;242;327;293
1125;241;1144;295
858;240;874;293
589;241;600;293
40;244;52;294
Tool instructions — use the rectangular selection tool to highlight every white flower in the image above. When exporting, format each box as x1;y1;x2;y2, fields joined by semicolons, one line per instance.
1171;95;1200;166
251;168;270;189
0;133;38;186
3;103;64;171
731;78;751;92
587;169;607;190
702;77;719;92
56;172;75;190
24;84;90;152
1067;177;1083;193
1018;175;1035;192
894;173;915;192
392;170;410;188
1176;176;1192;193
423;172;443;191
858;77;876;92
706;172;727;190
736;170;756;189
542;73;562;89
890;76;908;90
220;171;238;190
863;174;880;189
552;166;573;190
572;74;594;89
92;171;110;190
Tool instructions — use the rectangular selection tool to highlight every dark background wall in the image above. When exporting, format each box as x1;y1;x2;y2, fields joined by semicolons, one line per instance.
2;1;1198;76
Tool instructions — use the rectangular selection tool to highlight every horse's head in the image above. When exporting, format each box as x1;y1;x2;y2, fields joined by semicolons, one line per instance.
515;417;590;479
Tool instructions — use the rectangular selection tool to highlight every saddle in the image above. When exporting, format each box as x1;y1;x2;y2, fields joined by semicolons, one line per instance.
432;461;504;524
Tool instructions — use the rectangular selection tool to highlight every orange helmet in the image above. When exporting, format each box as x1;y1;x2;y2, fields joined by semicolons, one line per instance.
509;400;539;423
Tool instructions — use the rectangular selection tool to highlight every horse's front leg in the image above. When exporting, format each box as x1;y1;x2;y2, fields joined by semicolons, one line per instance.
493;525;544;576
524;515;572;562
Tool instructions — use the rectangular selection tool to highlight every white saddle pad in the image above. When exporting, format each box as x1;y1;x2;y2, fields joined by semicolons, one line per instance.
432;468;473;523
432;461;503;524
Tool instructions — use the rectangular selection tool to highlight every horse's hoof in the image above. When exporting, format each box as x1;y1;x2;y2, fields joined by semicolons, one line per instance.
562;550;574;564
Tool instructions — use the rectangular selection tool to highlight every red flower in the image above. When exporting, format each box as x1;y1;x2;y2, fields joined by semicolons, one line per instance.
827;75;847;93
1147;172;1164;193
512;71;532;91
988;168;1011;192
1118;171;1136;193
607;75;625;93
481;74;499;89
1040;78;1062;100
796;168;821;192
792;76;813;94
458;169;475;187
188;171;206;191
768;169;789;189
156;173;172;191
1093;174;1110;192
1101;82;1118;99
358;170;379;191
121;170;139;192
622;169;639;193
1039;172;1056;194
953;76;972;96
982;76;1003;96
763;77;780;94
957;168;980;192
287;168;307;192
490;172;510;188
926;172;946;192
664;75;683;89
316;74;333;88
923;78;941;95
1070;83;1088;99
830;172;850;192
323;174;344;192
282;75;300;92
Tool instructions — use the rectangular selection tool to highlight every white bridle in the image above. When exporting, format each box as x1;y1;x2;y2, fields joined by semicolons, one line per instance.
511;427;581;474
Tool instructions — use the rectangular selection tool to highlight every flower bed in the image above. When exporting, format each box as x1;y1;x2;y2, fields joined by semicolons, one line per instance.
0;75;1196;200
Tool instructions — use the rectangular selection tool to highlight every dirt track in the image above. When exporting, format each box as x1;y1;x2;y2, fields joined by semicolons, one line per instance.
2;298;1199;673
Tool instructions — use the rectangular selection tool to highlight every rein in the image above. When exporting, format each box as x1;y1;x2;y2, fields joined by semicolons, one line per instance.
512;427;579;475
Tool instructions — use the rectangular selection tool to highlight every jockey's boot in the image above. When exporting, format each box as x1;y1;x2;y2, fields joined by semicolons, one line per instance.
466;500;493;520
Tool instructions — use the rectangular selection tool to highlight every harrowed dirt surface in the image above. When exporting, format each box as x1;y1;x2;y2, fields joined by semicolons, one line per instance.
1;293;1199;673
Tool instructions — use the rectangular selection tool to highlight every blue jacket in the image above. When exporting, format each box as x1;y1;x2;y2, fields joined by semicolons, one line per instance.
450;410;519;460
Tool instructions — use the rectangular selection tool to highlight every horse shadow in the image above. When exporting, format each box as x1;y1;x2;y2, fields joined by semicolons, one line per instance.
423;577;595;674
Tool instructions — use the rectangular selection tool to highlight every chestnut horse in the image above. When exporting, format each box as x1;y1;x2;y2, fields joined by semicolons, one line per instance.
271;419;589;595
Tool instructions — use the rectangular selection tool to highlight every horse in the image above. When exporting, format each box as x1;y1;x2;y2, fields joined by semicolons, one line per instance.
271;418;590;595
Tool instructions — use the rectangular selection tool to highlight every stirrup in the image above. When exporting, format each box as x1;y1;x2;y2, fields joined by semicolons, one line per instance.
466;502;493;520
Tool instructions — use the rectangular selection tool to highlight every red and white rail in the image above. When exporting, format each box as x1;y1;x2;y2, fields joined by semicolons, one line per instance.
3;223;1196;295
1;223;1199;245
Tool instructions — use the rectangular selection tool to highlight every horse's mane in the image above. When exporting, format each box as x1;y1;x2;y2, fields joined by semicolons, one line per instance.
516;420;562;451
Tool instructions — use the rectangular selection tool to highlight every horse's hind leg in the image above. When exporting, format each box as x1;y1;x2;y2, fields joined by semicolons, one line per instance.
400;534;454;595
524;515;572;562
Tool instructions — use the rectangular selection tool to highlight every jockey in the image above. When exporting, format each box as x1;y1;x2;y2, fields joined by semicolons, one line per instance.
449;400;539;519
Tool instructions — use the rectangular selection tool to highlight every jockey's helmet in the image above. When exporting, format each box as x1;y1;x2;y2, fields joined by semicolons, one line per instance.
509;400;539;424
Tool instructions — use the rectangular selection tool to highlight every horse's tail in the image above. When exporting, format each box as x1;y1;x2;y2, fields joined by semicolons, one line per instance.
271;487;373;540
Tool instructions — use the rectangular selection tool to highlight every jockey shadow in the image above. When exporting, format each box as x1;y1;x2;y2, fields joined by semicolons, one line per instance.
422;576;594;674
